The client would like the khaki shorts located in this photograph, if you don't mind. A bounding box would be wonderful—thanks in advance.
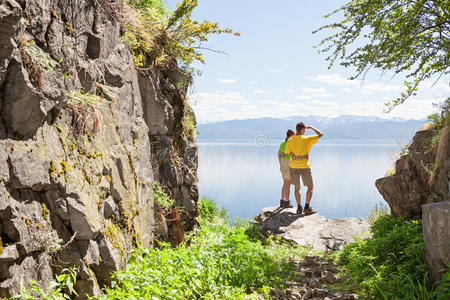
[290,168,313,187]
[280,159,291,181]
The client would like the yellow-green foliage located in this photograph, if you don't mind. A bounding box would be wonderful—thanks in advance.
[183,113,197,140]
[59,161,70,182]
[42,203,50,221]
[86,151,103,159]
[385,166,395,177]
[0,237,3,256]
[152,181,174,210]
[104,223,125,256]
[82,169,93,185]
[121,0,239,69]
[66,91,100,106]
[24,41,58,74]
[48,160,56,175]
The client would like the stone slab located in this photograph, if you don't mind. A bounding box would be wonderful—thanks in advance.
[255,206,371,251]
[422,200,450,283]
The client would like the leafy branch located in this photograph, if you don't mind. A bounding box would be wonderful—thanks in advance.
[314,0,450,111]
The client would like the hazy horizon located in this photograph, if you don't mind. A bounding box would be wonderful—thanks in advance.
[196,114,427,125]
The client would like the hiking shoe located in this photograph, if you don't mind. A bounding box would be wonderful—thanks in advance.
[284,201,293,208]
[280,200,293,208]
[296,205,303,214]
[303,206,316,215]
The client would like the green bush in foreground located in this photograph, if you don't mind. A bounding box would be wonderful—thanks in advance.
[197,196,226,223]
[338,214,450,299]
[102,198,307,299]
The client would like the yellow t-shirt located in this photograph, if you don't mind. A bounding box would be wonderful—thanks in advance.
[284,135,319,169]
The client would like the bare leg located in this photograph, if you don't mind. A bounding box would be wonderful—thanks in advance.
[282,180,289,200]
[285,180,291,201]
[294,184,301,205]
[306,185,314,204]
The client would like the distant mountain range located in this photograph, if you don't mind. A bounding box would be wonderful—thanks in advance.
[197,115,426,141]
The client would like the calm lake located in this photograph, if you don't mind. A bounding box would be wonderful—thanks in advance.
[198,139,404,220]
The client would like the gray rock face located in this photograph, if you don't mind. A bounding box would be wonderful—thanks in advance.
[0,0,198,297]
[376,126,449,219]
[255,207,371,251]
[422,201,450,283]
[375,153,431,218]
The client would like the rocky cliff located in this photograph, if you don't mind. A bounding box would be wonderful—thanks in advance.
[376,118,450,219]
[0,0,198,297]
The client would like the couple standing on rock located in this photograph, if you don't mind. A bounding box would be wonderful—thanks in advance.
[278,122,323,215]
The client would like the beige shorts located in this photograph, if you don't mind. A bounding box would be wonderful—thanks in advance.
[290,168,313,187]
[280,159,291,181]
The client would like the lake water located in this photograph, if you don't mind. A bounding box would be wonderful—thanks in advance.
[198,139,402,220]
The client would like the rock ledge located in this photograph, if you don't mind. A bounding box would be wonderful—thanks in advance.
[255,206,371,251]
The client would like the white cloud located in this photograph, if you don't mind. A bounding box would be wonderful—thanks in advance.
[218,78,236,84]
[341,87,352,92]
[306,73,359,87]
[295,95,312,100]
[301,87,327,94]
[419,79,450,93]
[301,87,333,98]
[189,92,247,106]
[189,91,435,124]
[360,82,403,93]
[253,90,269,95]
[285,89,295,94]
[269,69,283,73]
[250,80,257,85]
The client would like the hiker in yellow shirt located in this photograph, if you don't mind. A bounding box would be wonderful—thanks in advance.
[284,122,323,215]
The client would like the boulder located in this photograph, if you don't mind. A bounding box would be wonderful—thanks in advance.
[375,128,437,219]
[422,201,450,283]
[375,154,431,219]
[255,206,371,251]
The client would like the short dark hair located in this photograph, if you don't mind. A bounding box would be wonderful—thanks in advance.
[296,122,305,132]
[285,129,295,141]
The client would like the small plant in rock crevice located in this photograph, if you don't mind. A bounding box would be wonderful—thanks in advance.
[65,90,102,134]
[13,267,78,300]
[22,40,59,73]
[152,181,174,210]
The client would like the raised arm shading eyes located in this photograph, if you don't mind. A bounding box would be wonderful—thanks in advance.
[306,125,323,138]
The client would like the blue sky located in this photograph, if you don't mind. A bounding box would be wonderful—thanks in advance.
[165,0,449,124]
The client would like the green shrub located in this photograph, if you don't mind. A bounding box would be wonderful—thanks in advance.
[118,0,239,69]
[103,205,306,299]
[427,113,446,132]
[339,214,430,298]
[183,114,197,140]
[431,269,450,300]
[197,197,226,223]
[127,0,169,20]
[153,181,174,210]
